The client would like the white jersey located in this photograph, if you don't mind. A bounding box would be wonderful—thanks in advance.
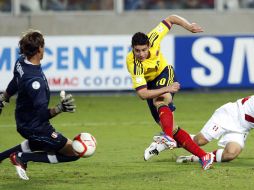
[236,95,254,131]
[201,95,254,148]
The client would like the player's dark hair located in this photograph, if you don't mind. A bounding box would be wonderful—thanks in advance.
[19,29,45,59]
[131,32,149,47]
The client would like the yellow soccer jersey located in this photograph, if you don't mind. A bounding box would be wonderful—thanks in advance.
[126,20,172,90]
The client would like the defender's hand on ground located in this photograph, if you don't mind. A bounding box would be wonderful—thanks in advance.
[55,91,76,113]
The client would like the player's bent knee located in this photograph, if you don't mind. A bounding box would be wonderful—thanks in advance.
[153,96,171,108]
[223,152,239,162]
[223,143,242,162]
[154,102,168,109]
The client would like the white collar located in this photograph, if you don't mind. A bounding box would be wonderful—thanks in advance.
[24,58,35,65]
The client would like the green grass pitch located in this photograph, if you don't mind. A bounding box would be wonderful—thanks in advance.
[1,91,254,190]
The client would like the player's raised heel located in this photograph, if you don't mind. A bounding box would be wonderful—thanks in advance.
[200,152,215,170]
[144,142,159,161]
[144,134,177,161]
[10,152,29,180]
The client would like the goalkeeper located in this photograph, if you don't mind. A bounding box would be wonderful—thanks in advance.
[0,29,80,180]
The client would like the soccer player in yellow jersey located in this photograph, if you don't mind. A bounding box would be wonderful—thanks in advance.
[126,14,214,170]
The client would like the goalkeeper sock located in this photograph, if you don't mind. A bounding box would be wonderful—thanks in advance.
[0,140,31,162]
[174,128,206,158]
[158,105,173,137]
[18,152,79,163]
[0,145,22,162]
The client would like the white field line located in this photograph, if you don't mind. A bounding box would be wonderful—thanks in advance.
[0,120,205,128]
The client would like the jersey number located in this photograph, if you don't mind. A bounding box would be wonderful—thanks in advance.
[212,125,219,132]
[156,78,166,86]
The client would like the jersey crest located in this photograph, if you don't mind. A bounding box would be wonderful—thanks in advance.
[32,81,41,90]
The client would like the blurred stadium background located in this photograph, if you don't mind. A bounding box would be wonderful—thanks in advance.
[0,0,254,92]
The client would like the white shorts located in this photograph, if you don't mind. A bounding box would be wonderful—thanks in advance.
[200,103,248,148]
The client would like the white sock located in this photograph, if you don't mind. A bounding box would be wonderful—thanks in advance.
[189,134,195,140]
[47,153,59,164]
[21,140,31,152]
[214,149,224,162]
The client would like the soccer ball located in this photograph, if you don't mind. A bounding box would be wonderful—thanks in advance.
[72,132,97,158]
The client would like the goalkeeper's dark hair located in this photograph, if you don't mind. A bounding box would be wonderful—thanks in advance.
[131,32,149,47]
[19,29,45,59]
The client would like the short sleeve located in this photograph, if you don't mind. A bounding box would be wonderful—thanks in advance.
[126,53,147,90]
[147,20,171,49]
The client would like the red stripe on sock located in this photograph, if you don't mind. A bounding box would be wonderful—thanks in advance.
[174,128,206,158]
[212,150,217,162]
[158,106,173,137]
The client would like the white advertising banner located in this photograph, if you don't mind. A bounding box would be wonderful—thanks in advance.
[0,35,174,91]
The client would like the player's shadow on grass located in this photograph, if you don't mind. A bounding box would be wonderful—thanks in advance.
[152,153,179,163]
[237,156,254,160]
[153,158,175,163]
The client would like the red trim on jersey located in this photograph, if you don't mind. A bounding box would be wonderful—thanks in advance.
[245,114,254,123]
[135,85,147,91]
[241,96,250,105]
[162,20,172,30]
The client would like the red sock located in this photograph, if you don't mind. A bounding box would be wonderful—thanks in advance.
[158,106,173,137]
[174,128,206,158]
[212,150,217,162]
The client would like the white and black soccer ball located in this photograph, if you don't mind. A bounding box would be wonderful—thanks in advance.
[72,132,97,158]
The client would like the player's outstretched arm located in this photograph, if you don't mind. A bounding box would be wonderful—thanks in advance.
[50,91,76,118]
[165,14,204,33]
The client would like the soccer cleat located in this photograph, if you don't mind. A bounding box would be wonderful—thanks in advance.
[200,152,215,170]
[10,152,29,180]
[153,134,177,149]
[144,134,177,161]
[144,142,159,161]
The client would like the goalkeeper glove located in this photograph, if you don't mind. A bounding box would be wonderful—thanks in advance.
[55,91,76,114]
[0,93,8,115]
